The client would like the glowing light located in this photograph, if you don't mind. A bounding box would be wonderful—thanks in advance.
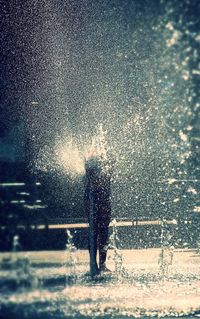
[56,139,85,176]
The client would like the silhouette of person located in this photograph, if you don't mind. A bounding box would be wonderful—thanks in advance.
[84,152,114,275]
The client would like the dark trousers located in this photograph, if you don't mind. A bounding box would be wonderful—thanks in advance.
[88,211,110,268]
[85,187,111,271]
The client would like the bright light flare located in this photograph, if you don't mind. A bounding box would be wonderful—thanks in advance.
[56,140,85,176]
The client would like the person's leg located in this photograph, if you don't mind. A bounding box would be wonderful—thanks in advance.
[88,191,100,275]
[88,215,99,274]
[98,219,110,271]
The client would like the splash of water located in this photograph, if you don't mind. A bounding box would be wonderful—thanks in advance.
[108,219,126,280]
[65,230,78,285]
[35,123,111,179]
[158,219,174,277]
[0,237,39,291]
[12,235,21,253]
[55,137,85,176]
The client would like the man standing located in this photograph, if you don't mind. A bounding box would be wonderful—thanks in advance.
[84,152,114,276]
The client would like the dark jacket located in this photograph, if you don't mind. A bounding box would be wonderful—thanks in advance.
[84,156,112,221]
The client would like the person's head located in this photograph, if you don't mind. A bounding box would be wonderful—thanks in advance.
[85,155,102,179]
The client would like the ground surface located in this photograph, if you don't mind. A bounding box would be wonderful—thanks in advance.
[0,248,200,319]
[0,247,199,265]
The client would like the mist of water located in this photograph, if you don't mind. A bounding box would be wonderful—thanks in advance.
[17,0,199,229]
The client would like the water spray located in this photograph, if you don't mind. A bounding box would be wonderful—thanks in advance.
[109,219,125,280]
[159,219,174,278]
[66,230,78,284]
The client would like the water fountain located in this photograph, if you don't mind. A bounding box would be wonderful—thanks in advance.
[0,235,39,292]
[12,235,21,253]
[65,230,78,285]
[158,220,174,277]
[1,231,200,318]
[1,0,199,318]
[108,219,126,280]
